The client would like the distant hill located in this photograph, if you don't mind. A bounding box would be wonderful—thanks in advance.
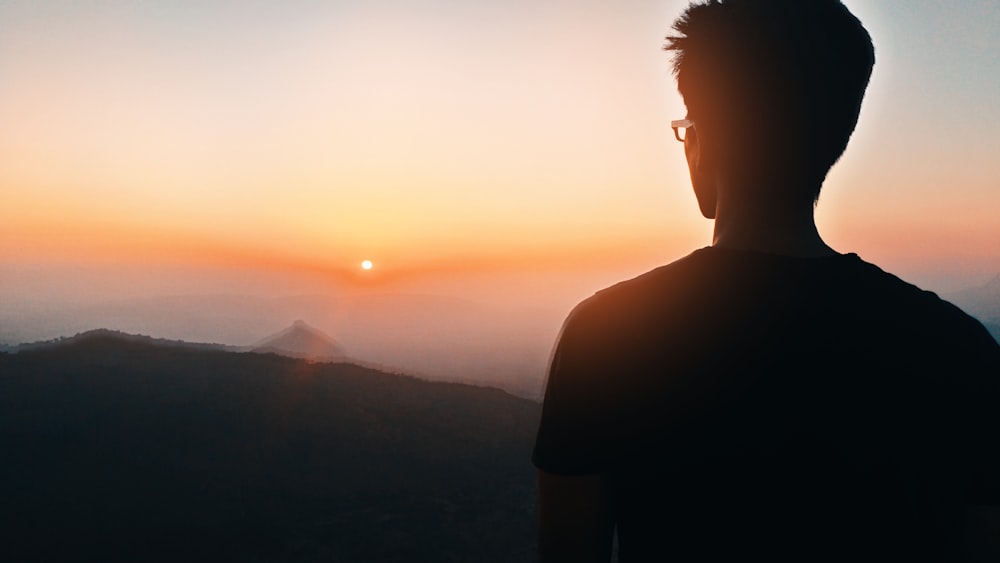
[252,319,347,361]
[10,327,242,353]
[0,332,540,563]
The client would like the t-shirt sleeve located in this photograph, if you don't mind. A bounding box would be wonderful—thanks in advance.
[532,300,624,475]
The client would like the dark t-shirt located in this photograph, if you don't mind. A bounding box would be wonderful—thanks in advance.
[533,247,1000,561]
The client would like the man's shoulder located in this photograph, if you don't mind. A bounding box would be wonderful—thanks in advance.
[565,247,996,349]
[572,248,717,312]
[837,256,991,333]
[570,246,873,318]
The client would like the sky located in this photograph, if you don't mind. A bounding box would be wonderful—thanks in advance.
[2,0,1000,342]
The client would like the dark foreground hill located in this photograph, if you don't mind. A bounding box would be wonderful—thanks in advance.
[0,333,541,562]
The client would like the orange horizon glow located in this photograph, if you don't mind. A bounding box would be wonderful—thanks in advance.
[2,0,999,305]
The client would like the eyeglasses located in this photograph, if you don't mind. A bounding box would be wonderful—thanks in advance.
[671,119,694,142]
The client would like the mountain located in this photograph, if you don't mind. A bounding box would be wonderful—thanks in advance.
[0,332,540,562]
[252,319,346,361]
[10,327,241,353]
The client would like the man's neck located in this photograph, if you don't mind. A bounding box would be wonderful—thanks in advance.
[711,196,837,258]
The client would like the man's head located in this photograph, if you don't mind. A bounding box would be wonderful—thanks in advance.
[666,0,874,207]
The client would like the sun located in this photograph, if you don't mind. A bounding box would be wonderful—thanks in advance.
[361,259,374,271]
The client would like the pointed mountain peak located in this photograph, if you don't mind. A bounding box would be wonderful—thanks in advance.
[252,321,346,361]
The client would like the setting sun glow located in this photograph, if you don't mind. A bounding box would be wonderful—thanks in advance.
[0,0,998,347]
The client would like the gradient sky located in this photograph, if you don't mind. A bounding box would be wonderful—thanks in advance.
[2,0,999,312]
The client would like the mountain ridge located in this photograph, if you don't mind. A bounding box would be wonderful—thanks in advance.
[0,336,540,562]
[9,327,243,354]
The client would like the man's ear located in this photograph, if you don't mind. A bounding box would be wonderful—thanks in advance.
[685,127,718,219]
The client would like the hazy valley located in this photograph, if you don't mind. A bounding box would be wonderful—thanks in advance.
[0,290,567,399]
[3,272,998,400]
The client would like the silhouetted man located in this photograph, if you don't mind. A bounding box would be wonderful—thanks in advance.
[533,1,1000,561]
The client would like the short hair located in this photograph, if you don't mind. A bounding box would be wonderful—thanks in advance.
[665,0,875,203]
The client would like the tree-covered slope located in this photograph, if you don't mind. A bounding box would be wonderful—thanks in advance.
[0,333,540,562]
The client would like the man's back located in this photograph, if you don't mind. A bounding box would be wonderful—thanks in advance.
[534,247,1000,561]
[534,3,1000,560]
